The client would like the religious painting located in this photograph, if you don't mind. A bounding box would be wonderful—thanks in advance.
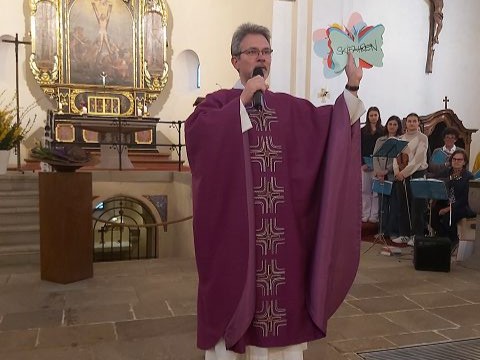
[68,0,135,87]
[30,0,169,120]
[144,12,165,74]
[33,1,58,69]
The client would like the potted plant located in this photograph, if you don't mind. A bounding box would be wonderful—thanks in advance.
[0,91,34,174]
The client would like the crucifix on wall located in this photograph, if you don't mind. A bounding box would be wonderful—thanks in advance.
[443,96,449,109]
[426,0,444,73]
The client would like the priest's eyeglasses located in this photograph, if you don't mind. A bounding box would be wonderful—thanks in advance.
[237,48,274,57]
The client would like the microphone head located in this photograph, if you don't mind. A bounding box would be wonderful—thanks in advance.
[252,67,264,78]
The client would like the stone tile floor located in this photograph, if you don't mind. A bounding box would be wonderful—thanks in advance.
[1,243,480,359]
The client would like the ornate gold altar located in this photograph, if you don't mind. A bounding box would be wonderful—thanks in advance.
[29,0,169,148]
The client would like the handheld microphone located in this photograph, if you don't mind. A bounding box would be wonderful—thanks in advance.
[252,67,264,109]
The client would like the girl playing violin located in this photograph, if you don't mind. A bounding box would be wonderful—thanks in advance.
[392,113,429,245]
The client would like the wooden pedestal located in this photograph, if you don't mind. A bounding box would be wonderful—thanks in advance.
[39,172,93,283]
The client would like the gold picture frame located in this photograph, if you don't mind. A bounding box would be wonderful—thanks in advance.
[29,0,169,114]
[55,123,75,142]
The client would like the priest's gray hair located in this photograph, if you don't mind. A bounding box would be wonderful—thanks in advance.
[231,23,271,56]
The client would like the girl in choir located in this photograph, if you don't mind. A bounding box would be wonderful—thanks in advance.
[373,115,403,238]
[361,106,384,223]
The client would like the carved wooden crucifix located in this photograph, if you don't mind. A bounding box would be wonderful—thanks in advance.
[426,0,444,73]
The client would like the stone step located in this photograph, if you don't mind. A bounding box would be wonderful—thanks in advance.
[90,150,172,161]
[0,173,41,266]
[0,173,38,191]
[0,190,39,208]
[0,244,40,266]
[22,152,185,171]
[0,225,40,246]
[0,244,40,253]
[0,207,39,226]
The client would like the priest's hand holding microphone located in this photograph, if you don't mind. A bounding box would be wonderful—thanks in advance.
[240,66,268,108]
[241,52,362,109]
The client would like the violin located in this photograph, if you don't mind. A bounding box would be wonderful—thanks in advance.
[397,153,409,172]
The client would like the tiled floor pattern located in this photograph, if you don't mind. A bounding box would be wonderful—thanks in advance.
[1,243,480,359]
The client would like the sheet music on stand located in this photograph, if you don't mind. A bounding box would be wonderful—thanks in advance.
[410,178,448,201]
[372,138,409,159]
[430,150,449,165]
[410,178,448,237]
[372,179,393,195]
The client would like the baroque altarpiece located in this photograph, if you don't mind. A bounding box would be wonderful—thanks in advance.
[29,0,169,148]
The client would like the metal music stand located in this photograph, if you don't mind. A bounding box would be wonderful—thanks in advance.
[410,178,449,237]
[373,138,409,160]
[363,138,408,253]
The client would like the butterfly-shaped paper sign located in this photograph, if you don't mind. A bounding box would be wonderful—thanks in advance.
[313,13,385,78]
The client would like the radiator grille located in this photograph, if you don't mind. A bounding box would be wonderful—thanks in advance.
[358,338,480,360]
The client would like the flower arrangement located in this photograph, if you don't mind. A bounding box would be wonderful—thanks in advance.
[31,144,92,172]
[0,90,34,150]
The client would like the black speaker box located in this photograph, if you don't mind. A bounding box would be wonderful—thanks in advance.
[414,236,451,272]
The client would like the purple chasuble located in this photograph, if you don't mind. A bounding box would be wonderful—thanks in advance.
[185,89,361,353]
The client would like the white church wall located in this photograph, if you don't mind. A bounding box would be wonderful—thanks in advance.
[271,0,480,167]
[270,1,294,94]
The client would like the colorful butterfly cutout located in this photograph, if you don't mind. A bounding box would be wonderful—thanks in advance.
[313,13,385,78]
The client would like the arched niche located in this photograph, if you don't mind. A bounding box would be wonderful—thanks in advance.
[174,49,201,92]
[92,195,158,262]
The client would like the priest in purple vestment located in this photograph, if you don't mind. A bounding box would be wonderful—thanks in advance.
[185,23,365,360]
